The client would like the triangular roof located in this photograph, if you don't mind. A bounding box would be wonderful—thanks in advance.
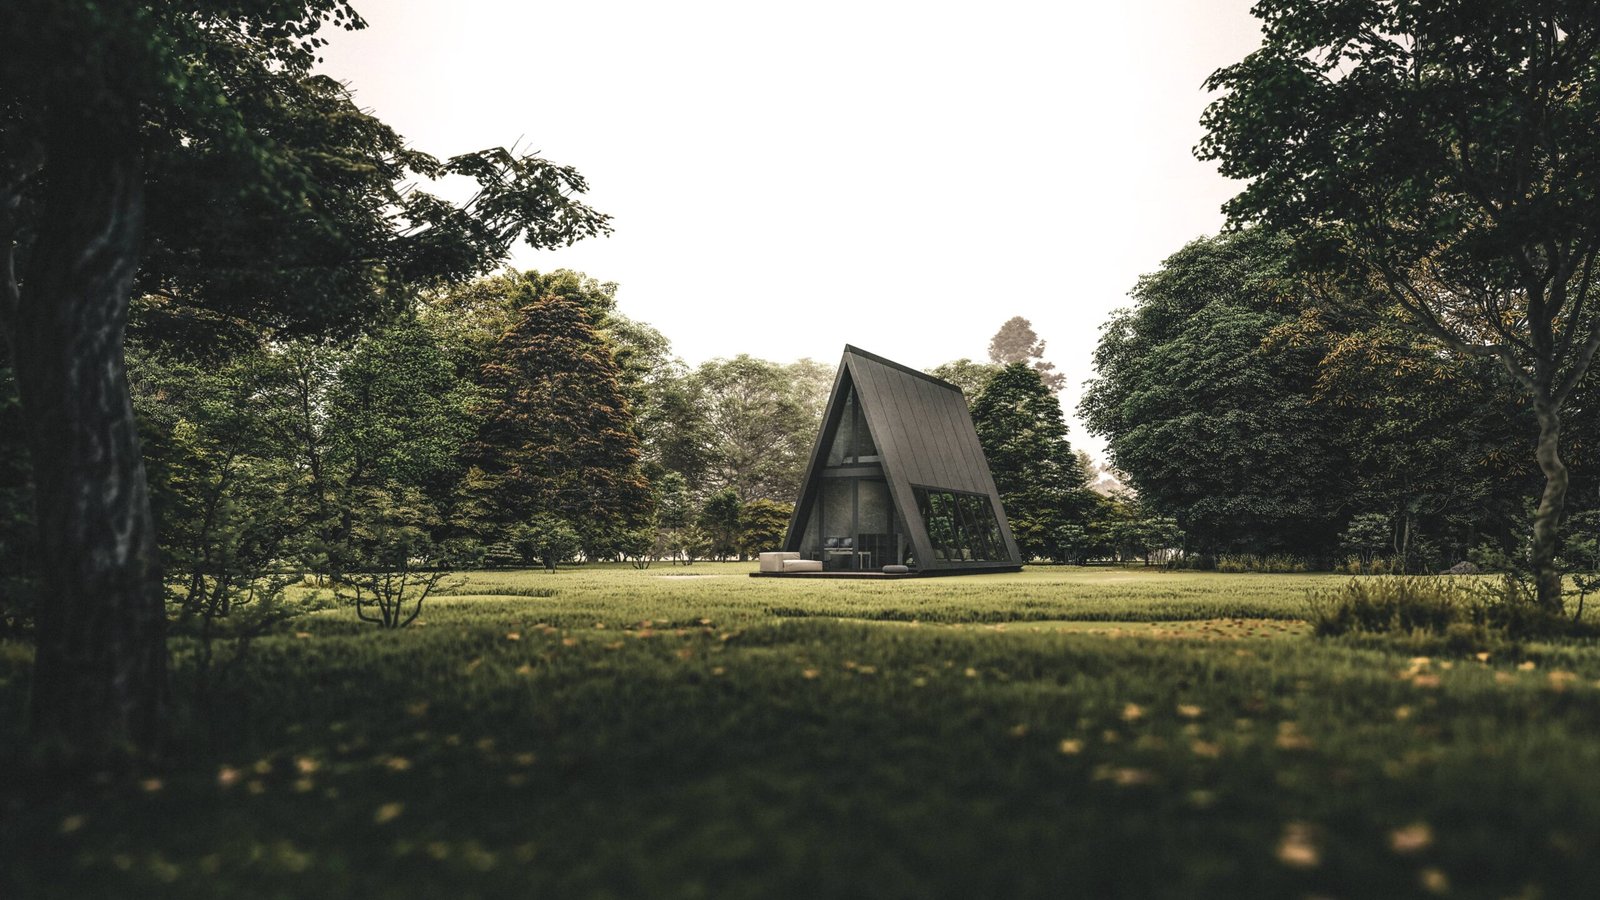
[784,345,1022,572]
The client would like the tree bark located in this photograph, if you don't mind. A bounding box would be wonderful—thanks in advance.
[1531,399,1569,614]
[6,137,166,763]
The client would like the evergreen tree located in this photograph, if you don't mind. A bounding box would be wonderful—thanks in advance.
[699,489,743,560]
[987,317,1065,392]
[927,358,1002,401]
[970,363,1094,561]
[738,499,794,559]
[470,293,650,550]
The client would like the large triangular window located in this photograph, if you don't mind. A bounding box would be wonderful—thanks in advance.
[824,381,879,466]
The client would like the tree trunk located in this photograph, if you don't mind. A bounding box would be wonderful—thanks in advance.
[7,139,166,763]
[1531,400,1569,614]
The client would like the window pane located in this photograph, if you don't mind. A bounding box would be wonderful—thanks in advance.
[856,404,877,458]
[826,387,856,466]
[915,488,1009,564]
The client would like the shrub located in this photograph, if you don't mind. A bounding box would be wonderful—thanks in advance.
[1308,575,1596,645]
[1214,554,1311,573]
[1308,577,1461,637]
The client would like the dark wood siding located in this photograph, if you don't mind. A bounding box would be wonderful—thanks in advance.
[820,346,1022,568]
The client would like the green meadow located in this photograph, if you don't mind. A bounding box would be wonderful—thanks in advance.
[5,564,1600,899]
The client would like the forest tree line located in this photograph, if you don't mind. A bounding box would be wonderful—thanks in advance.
[1080,228,1600,574]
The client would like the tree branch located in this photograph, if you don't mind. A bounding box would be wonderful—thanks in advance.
[1375,262,1534,394]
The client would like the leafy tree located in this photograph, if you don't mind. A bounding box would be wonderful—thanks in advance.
[326,318,481,510]
[335,484,457,627]
[670,525,712,567]
[1198,1,1600,611]
[988,317,1065,392]
[1340,513,1393,575]
[0,0,609,758]
[1080,231,1353,559]
[692,355,818,501]
[738,499,794,559]
[786,358,836,427]
[1109,517,1184,567]
[926,359,1002,401]
[654,471,695,532]
[1281,303,1533,570]
[640,368,713,488]
[513,514,583,572]
[423,270,619,379]
[470,293,650,544]
[971,363,1094,561]
[699,489,743,561]
[130,348,305,625]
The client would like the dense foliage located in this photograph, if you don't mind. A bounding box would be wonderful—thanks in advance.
[1081,229,1578,572]
[1197,0,1600,609]
[970,363,1096,562]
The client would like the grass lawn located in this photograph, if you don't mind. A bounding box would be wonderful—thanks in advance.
[4,564,1600,898]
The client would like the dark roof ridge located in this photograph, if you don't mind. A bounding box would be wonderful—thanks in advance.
[842,344,964,394]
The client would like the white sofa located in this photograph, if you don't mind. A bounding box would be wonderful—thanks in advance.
[781,558,823,573]
[759,551,801,573]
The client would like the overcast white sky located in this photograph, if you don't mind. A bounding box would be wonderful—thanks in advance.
[317,0,1264,459]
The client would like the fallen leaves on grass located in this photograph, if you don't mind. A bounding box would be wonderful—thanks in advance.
[1058,739,1084,755]
[1177,704,1203,718]
[374,802,404,824]
[1389,822,1434,854]
[1121,703,1145,722]
[1275,822,1321,868]
[1275,722,1313,751]
[1092,765,1156,786]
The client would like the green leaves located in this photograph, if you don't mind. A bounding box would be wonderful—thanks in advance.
[971,363,1093,562]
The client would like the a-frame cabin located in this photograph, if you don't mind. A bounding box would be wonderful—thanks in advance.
[780,345,1022,575]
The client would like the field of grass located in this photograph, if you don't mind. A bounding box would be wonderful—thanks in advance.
[5,563,1600,898]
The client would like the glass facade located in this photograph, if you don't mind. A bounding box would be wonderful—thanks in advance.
[825,384,879,466]
[913,487,1010,563]
[802,476,903,571]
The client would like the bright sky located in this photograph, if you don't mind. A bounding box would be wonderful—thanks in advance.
[317,0,1264,459]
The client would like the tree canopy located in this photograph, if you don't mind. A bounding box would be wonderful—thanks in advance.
[1081,231,1353,558]
[971,363,1094,561]
[1198,0,1600,609]
[0,0,612,760]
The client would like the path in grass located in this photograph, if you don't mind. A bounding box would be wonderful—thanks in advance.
[4,563,1600,900]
